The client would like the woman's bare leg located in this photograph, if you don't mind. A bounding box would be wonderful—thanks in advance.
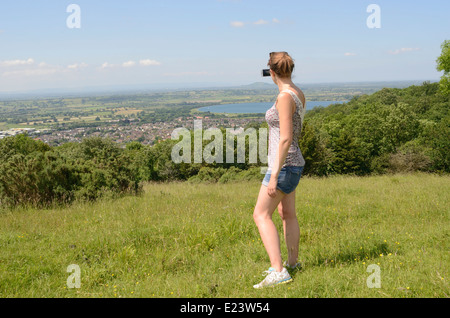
[253,184,286,272]
[278,190,300,266]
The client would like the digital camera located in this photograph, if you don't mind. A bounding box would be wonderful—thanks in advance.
[261,69,271,77]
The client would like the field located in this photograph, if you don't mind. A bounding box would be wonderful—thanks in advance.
[0,172,448,298]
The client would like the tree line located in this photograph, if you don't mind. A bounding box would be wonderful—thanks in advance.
[300,81,448,176]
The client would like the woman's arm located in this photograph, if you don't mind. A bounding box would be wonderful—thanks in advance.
[267,93,294,197]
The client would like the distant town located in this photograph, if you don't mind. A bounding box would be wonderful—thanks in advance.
[0,127,48,139]
[0,81,427,147]
[0,116,266,147]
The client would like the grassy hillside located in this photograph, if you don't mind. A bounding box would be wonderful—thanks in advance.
[0,172,448,298]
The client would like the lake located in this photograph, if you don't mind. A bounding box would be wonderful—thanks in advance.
[198,101,345,114]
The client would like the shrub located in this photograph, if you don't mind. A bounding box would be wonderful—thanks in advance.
[0,135,142,209]
[218,166,242,183]
[387,140,432,173]
[188,166,227,183]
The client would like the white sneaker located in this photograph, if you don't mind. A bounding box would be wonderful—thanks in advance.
[253,267,292,289]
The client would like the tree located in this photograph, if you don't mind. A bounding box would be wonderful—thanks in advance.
[298,120,332,176]
[329,130,368,175]
[421,115,450,173]
[436,40,450,96]
[379,102,419,154]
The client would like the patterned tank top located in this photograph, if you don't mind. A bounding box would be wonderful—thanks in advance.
[265,89,306,169]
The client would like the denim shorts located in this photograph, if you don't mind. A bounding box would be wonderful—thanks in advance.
[262,166,304,194]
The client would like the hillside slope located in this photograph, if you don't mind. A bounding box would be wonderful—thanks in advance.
[0,173,448,298]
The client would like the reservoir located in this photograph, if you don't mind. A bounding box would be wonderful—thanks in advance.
[198,101,345,114]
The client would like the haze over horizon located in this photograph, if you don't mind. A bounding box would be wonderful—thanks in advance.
[0,1,448,93]
[0,79,434,99]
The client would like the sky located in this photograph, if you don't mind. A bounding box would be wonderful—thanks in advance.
[0,0,449,93]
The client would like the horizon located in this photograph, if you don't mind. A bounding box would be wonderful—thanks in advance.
[0,1,448,94]
[0,79,435,100]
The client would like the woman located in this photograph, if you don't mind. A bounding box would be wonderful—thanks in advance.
[253,52,306,289]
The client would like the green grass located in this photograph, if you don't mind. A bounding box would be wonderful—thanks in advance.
[0,172,448,298]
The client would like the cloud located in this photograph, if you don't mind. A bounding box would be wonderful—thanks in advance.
[254,19,269,25]
[0,58,66,77]
[0,58,34,67]
[67,62,88,69]
[100,59,161,69]
[1,57,161,77]
[101,62,115,69]
[3,69,59,77]
[2,64,62,77]
[388,48,420,55]
[139,59,161,66]
[231,18,280,28]
[122,61,136,67]
[230,21,245,28]
[344,52,357,56]
[123,60,161,67]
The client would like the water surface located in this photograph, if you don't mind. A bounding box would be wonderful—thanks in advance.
[198,101,345,114]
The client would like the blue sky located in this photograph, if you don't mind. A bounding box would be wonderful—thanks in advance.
[0,0,449,92]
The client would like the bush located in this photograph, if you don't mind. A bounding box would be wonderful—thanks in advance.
[235,166,264,181]
[387,140,432,173]
[0,135,142,209]
[0,133,50,160]
[0,151,79,208]
[188,166,227,183]
[218,166,242,183]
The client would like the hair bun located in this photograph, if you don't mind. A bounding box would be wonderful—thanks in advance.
[268,52,295,78]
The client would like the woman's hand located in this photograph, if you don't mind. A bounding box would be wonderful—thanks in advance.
[267,176,278,197]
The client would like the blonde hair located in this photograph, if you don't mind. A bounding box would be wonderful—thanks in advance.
[268,52,295,78]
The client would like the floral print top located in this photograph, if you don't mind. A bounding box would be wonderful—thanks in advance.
[265,89,306,169]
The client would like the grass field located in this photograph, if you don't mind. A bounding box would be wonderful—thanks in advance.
[0,172,448,298]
